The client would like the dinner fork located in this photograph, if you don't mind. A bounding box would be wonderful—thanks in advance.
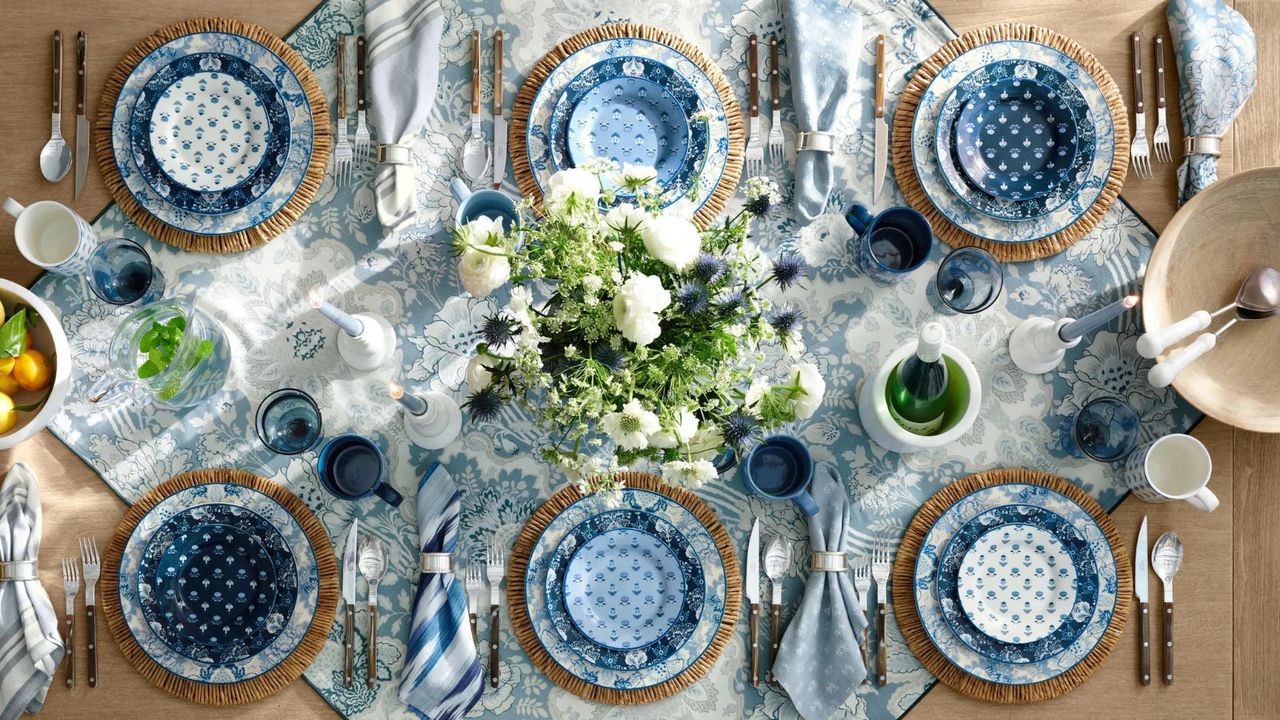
[465,563,483,645]
[79,537,100,688]
[333,36,353,187]
[1153,35,1172,165]
[61,558,79,688]
[485,545,504,688]
[1130,32,1152,178]
[354,35,372,163]
[766,35,784,165]
[745,34,765,177]
[870,547,892,687]
[853,561,871,685]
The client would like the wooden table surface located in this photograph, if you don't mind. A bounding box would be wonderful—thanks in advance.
[0,0,1275,718]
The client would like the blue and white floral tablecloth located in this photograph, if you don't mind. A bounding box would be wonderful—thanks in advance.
[32,0,1198,718]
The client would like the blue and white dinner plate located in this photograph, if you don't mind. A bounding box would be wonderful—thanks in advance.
[914,483,1118,684]
[524,488,727,687]
[913,41,1116,242]
[525,38,731,215]
[117,482,321,683]
[128,52,291,214]
[935,504,1098,664]
[543,508,705,669]
[110,31,315,236]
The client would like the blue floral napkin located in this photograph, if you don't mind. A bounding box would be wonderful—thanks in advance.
[1167,0,1256,204]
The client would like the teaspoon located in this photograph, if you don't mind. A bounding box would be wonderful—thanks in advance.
[40,31,72,183]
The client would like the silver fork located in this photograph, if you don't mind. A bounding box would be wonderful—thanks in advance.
[1130,32,1152,178]
[79,537,100,688]
[1153,35,1171,164]
[465,563,483,645]
[485,545,505,688]
[853,561,871,684]
[332,35,354,186]
[354,35,372,164]
[745,34,765,177]
[870,547,892,688]
[61,558,79,689]
[766,35,784,165]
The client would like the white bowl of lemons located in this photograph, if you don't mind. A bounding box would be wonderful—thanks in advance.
[0,279,71,450]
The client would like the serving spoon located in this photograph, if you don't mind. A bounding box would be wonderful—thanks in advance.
[1152,531,1183,686]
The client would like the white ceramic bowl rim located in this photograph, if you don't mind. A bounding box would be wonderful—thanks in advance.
[864,340,983,449]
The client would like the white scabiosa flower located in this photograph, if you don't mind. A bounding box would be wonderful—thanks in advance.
[648,408,699,449]
[640,215,701,272]
[661,459,719,488]
[601,399,661,451]
[605,203,650,232]
[545,168,600,211]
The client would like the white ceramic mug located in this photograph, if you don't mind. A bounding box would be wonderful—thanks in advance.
[4,197,99,275]
[1124,433,1219,512]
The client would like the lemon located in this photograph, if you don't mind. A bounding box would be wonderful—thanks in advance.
[0,356,13,376]
[0,374,17,395]
[13,349,53,392]
[0,392,15,435]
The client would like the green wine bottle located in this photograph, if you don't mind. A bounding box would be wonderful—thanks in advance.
[887,322,949,435]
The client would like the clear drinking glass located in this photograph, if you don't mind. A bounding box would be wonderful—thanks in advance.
[256,388,323,455]
[87,237,164,305]
[1071,396,1142,462]
[934,246,1004,314]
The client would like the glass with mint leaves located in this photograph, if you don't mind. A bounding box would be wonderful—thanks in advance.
[86,297,230,410]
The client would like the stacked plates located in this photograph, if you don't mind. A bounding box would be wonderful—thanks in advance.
[523,37,733,215]
[914,483,1117,681]
[913,45,1117,243]
[523,486,729,690]
[109,30,316,237]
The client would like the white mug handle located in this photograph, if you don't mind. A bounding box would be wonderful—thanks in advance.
[3,198,24,218]
[1186,487,1219,513]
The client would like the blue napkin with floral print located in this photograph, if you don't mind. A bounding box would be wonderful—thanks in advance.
[1167,0,1256,204]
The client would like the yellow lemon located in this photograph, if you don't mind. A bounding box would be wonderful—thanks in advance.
[0,374,17,396]
[0,356,13,376]
[0,392,15,435]
[13,349,53,392]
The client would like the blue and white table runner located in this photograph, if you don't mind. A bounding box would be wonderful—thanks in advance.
[32,0,1198,718]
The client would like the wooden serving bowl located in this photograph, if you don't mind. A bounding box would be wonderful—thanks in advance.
[1143,167,1280,432]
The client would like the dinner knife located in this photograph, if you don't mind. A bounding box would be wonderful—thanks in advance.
[1135,516,1150,686]
[342,519,360,688]
[492,30,506,189]
[872,33,887,203]
[745,517,761,688]
[74,32,88,200]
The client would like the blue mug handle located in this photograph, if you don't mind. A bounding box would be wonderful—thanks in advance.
[845,203,873,235]
[373,482,403,507]
[450,178,472,205]
[713,447,737,474]
[791,489,819,517]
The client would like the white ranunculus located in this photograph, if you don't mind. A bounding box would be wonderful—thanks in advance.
[458,242,510,297]
[661,459,719,488]
[649,408,699,449]
[463,214,504,245]
[618,310,662,347]
[782,362,826,420]
[612,273,671,346]
[743,377,769,413]
[466,353,495,391]
[545,168,600,210]
[601,399,661,451]
[605,203,650,233]
[640,215,701,271]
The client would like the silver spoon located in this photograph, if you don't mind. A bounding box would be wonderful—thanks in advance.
[40,31,72,183]
[763,535,791,685]
[1152,531,1184,686]
[357,537,387,689]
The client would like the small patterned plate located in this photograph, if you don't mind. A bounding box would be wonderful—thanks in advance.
[958,523,1077,644]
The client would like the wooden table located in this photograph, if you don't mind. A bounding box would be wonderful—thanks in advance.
[0,1,1274,718]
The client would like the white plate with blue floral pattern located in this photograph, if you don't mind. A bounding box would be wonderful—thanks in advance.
[958,523,1078,644]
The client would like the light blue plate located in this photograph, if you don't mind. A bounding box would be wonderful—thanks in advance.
[935,504,1097,664]
[565,70,692,188]
[543,509,704,669]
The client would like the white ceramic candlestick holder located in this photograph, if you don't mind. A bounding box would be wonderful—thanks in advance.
[1009,316,1082,374]
[403,391,463,449]
[337,313,398,371]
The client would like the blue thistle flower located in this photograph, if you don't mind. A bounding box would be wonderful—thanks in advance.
[722,410,761,447]
[675,282,710,315]
[692,254,728,284]
[480,312,521,349]
[590,344,628,372]
[463,386,505,422]
[716,290,746,318]
[770,253,808,290]
[769,306,805,337]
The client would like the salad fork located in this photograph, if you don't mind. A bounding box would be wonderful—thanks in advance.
[61,558,79,688]
[354,35,372,163]
[766,35,784,165]
[465,563,483,645]
[744,34,765,177]
[79,537,100,687]
[333,36,354,186]
[1130,32,1152,178]
[485,545,505,688]
[1153,35,1172,164]
[853,561,871,684]
[358,537,387,689]
[870,547,892,687]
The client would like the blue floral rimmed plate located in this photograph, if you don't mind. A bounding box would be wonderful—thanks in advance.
[543,508,705,669]
[128,52,291,214]
[933,59,1096,222]
[936,504,1098,664]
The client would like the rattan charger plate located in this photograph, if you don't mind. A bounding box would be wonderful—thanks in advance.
[891,467,1131,703]
[94,18,331,254]
[892,23,1130,262]
[510,23,744,228]
[507,472,741,704]
[102,468,338,705]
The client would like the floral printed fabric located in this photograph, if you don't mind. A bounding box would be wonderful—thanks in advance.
[30,0,1198,718]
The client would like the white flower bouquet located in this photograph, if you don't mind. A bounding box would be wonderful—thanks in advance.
[454,163,825,491]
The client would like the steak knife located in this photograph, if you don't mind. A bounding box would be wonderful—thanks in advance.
[745,517,761,688]
[342,519,360,688]
[1135,516,1150,686]
[492,30,506,189]
[872,33,887,203]
[75,32,87,199]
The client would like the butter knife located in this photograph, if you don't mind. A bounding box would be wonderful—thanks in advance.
[341,519,360,688]
[1135,516,1150,686]
[745,517,761,688]
[74,32,87,200]
[872,33,887,203]
[492,30,506,189]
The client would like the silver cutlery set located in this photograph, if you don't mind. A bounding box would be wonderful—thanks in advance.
[744,34,786,177]
[1134,517,1183,686]
[460,544,506,688]
[59,537,101,688]
[850,550,894,688]
[333,34,373,187]
[1129,32,1174,179]
[460,31,507,188]
[744,518,798,688]
[341,519,388,688]
[40,31,89,199]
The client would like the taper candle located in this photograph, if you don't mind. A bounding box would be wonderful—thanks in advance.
[389,380,428,416]
[1059,294,1140,342]
[308,289,365,337]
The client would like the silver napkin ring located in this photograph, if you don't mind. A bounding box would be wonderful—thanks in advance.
[419,552,454,574]
[810,551,848,572]
[796,131,835,154]
[0,560,37,582]
[1184,134,1222,157]
[377,143,414,165]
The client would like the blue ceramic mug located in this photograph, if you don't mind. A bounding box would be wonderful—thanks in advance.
[450,178,518,232]
[845,203,933,283]
[315,433,403,506]
[741,435,819,516]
